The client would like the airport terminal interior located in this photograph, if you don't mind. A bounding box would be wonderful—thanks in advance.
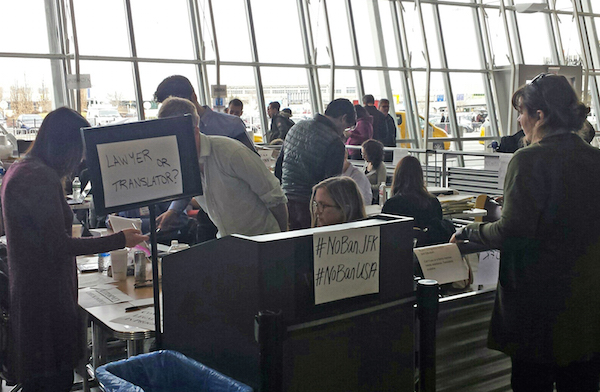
[1,0,600,391]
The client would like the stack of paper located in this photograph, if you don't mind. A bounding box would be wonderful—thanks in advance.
[437,194,475,215]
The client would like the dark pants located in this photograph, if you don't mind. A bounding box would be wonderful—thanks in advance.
[287,199,311,230]
[511,355,600,392]
[21,369,74,392]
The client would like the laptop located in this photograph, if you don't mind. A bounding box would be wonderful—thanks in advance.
[67,181,92,205]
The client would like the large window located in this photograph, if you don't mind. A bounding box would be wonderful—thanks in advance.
[2,0,600,158]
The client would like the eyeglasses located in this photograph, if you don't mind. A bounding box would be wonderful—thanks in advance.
[312,200,340,212]
[530,73,550,86]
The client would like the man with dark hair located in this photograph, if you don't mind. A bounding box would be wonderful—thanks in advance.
[267,101,294,142]
[379,98,397,161]
[154,75,255,234]
[276,98,356,229]
[363,94,389,147]
[227,99,244,117]
[154,75,254,151]
[378,98,397,145]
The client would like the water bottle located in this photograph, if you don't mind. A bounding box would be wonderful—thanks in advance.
[72,176,81,201]
[98,252,111,274]
[379,182,387,207]
[134,251,148,284]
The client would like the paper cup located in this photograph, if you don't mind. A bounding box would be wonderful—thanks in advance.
[110,249,128,281]
[71,224,82,238]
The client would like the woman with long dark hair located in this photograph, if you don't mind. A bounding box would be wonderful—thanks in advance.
[452,74,600,391]
[1,107,148,391]
[382,156,452,245]
[382,156,442,226]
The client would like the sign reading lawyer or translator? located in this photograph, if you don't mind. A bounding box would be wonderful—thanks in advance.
[413,243,469,285]
[313,227,380,305]
[97,136,183,208]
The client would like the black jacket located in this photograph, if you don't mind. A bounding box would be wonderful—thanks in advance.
[279,114,345,201]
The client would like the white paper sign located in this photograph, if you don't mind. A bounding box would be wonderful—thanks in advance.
[111,309,156,330]
[258,149,277,168]
[413,243,468,285]
[66,74,91,89]
[497,153,513,189]
[97,136,183,207]
[474,250,500,286]
[484,155,500,171]
[313,226,380,305]
[392,148,409,167]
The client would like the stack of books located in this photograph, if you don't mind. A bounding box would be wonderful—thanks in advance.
[437,194,475,215]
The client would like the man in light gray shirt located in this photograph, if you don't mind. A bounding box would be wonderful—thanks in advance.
[342,151,372,205]
[158,97,288,237]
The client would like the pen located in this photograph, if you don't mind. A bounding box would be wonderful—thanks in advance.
[134,280,153,289]
[125,303,154,312]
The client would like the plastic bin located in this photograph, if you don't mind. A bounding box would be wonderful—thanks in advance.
[96,350,253,392]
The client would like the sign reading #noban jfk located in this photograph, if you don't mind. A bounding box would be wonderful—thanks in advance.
[313,226,380,305]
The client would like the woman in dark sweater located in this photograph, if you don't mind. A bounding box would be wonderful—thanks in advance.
[1,108,148,391]
[382,155,447,245]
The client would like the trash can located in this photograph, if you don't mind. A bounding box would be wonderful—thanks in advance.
[96,350,253,392]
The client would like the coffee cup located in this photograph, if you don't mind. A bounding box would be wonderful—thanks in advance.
[110,249,128,281]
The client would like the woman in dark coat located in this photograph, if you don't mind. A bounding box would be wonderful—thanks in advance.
[1,108,148,391]
[452,74,600,391]
[382,155,450,246]
[345,105,373,160]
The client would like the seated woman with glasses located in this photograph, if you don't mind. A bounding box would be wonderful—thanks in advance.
[310,177,366,227]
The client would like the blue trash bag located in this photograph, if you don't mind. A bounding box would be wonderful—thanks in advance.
[96,350,253,392]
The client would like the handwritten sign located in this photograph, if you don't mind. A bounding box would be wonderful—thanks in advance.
[97,136,183,208]
[313,226,380,305]
[413,243,468,285]
[258,149,277,169]
[474,249,500,286]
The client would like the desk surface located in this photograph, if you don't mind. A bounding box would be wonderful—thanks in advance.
[365,204,487,219]
[79,268,156,339]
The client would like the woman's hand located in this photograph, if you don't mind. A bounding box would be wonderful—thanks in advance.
[121,228,149,248]
[449,233,458,243]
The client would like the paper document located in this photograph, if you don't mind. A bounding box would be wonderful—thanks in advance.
[79,287,134,308]
[78,273,115,289]
[108,215,143,233]
[111,309,156,330]
[413,243,469,285]
[77,255,99,272]
[108,215,149,252]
